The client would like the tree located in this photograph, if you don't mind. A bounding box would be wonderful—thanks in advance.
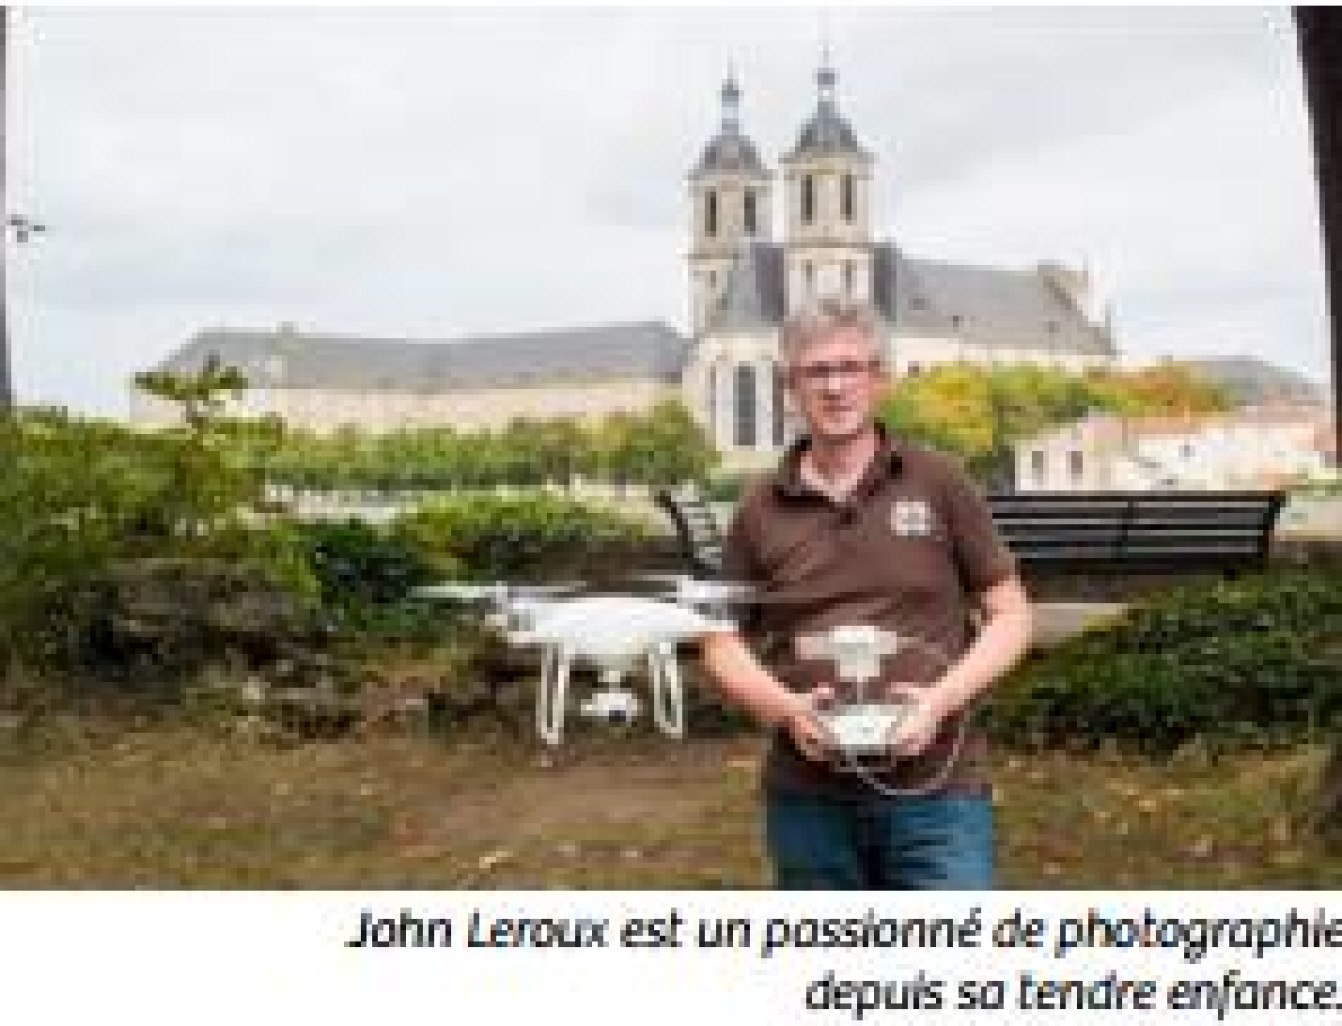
[132,354,249,431]
[1,7,11,413]
[1294,6,1342,846]
[880,362,997,472]
[1083,360,1233,416]
[879,360,1241,487]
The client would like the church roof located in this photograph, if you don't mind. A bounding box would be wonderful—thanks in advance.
[691,74,768,179]
[712,243,787,329]
[895,255,1113,355]
[704,243,1116,357]
[785,62,869,162]
[154,321,693,390]
[692,131,767,178]
[788,103,866,160]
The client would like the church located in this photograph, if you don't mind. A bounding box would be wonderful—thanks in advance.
[132,62,1119,472]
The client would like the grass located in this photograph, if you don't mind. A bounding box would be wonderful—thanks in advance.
[0,715,1339,888]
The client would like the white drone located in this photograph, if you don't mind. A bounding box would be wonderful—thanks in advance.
[411,574,752,746]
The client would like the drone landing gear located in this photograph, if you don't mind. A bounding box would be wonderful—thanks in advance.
[647,641,684,739]
[536,644,571,747]
[534,644,686,747]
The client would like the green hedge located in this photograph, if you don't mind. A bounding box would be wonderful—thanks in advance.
[0,408,318,674]
[985,569,1342,754]
[0,406,655,682]
[289,520,453,643]
[393,490,649,583]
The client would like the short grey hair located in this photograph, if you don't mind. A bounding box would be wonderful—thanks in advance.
[779,297,881,365]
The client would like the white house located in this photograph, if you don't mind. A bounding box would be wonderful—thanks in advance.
[1016,406,1335,492]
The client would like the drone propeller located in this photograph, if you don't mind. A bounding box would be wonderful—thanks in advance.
[410,581,583,602]
[636,573,809,608]
[635,571,700,584]
[653,580,759,604]
[651,580,831,611]
[636,572,753,594]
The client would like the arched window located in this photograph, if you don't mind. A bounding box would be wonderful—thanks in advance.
[842,173,856,222]
[744,190,757,235]
[705,190,718,237]
[1030,449,1046,484]
[801,174,815,225]
[734,363,757,448]
[707,363,718,435]
[772,364,788,447]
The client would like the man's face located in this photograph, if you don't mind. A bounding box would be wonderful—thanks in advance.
[785,327,885,444]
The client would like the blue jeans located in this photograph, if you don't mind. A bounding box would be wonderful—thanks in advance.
[764,791,995,890]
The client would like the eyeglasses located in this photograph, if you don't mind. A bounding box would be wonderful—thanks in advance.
[788,358,882,385]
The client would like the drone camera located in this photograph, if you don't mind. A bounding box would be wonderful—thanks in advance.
[579,689,642,726]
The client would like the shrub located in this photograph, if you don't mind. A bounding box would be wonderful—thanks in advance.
[393,490,650,582]
[0,409,318,675]
[985,569,1342,755]
[702,473,745,505]
[290,519,453,642]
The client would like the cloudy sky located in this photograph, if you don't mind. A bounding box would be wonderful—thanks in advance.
[5,6,1331,417]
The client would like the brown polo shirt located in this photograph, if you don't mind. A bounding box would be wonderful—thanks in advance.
[718,425,1017,799]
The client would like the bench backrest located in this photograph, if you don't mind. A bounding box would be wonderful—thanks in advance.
[654,485,724,578]
[987,490,1286,572]
[657,485,1287,578]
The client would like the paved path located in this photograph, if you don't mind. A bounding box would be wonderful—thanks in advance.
[1031,601,1127,647]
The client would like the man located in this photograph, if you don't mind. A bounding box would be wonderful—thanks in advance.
[700,299,1032,889]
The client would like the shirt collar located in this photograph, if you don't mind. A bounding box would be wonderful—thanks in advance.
[772,421,905,500]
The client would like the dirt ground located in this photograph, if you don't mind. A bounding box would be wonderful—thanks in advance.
[2,715,1341,889]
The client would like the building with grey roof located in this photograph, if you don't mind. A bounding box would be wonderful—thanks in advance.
[1176,355,1327,408]
[134,60,1119,468]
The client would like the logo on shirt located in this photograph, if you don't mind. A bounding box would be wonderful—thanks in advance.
[890,498,935,537]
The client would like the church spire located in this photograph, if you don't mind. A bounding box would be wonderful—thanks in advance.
[687,66,773,334]
[780,49,875,312]
[787,49,866,159]
[817,44,836,107]
[720,66,741,134]
[690,66,766,178]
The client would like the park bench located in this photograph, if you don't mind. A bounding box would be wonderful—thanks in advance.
[986,490,1286,577]
[654,483,726,579]
[655,484,1287,581]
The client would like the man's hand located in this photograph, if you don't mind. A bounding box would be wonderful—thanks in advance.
[779,684,836,762]
[884,683,948,759]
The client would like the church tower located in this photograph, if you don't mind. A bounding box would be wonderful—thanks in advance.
[687,73,773,333]
[780,57,875,312]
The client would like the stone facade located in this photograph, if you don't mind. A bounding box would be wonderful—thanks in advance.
[133,62,1118,471]
[131,375,673,435]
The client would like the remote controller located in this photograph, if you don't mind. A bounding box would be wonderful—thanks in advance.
[820,701,909,758]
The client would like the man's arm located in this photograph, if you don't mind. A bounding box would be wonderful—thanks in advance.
[917,450,1034,721]
[701,480,835,760]
[700,629,835,762]
[888,574,1032,756]
[926,573,1032,719]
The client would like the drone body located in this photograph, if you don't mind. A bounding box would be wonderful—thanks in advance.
[514,594,734,746]
[412,578,743,746]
